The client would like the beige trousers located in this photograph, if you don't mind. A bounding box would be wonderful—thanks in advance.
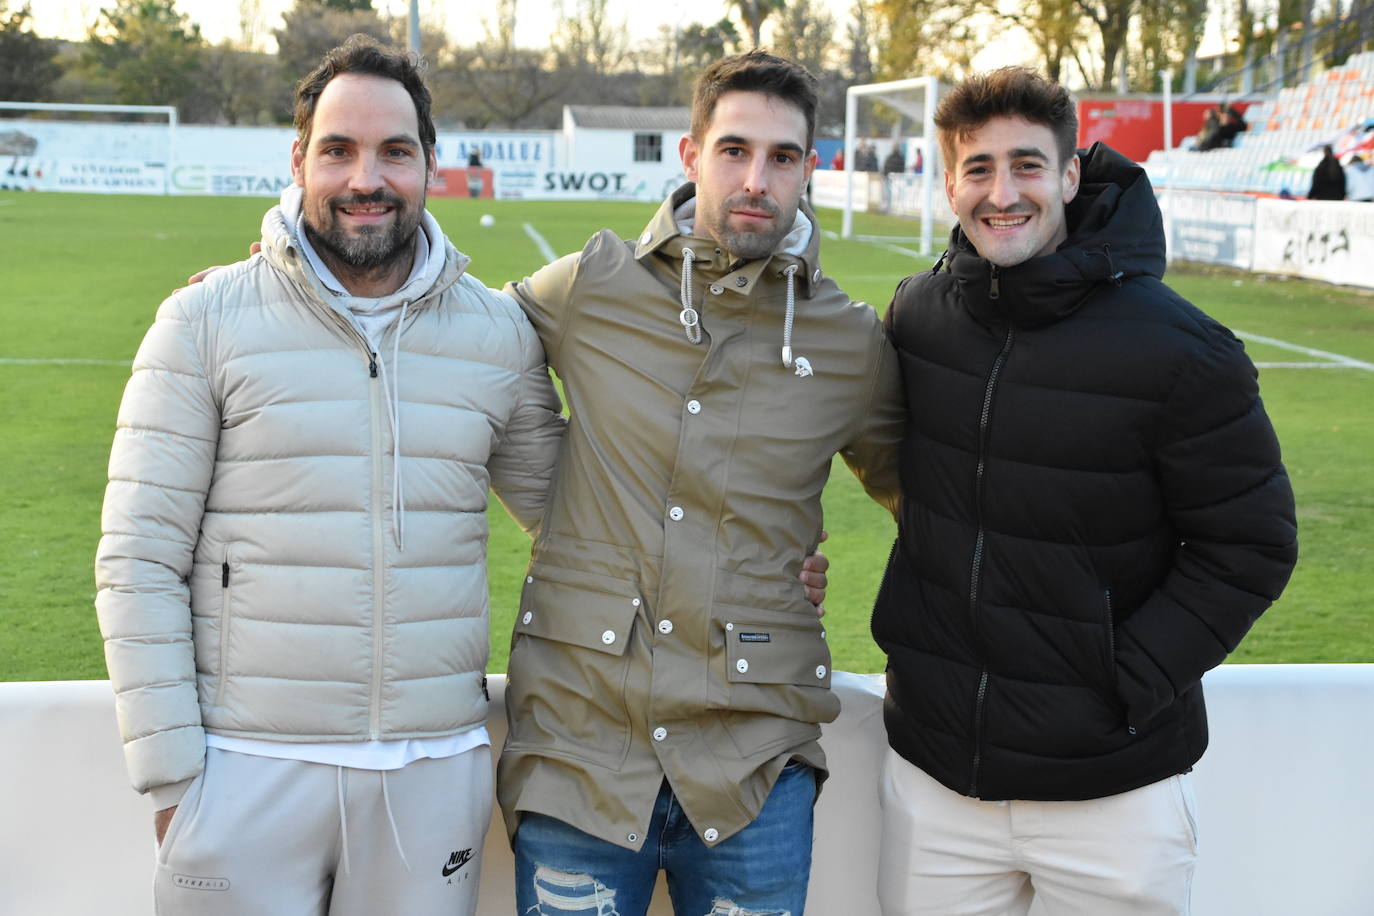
[154,746,492,916]
[877,748,1198,916]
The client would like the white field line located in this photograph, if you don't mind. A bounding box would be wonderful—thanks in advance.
[822,229,924,259]
[0,358,130,366]
[1234,329,1374,371]
[522,222,557,263]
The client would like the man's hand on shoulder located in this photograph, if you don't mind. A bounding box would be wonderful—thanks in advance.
[154,805,177,846]
[183,242,262,288]
[801,530,829,617]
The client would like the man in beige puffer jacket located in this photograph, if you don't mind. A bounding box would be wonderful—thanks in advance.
[94,36,563,915]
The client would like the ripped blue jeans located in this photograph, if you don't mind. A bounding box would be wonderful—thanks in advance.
[513,761,816,916]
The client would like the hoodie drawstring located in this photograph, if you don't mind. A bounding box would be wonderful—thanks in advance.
[337,767,352,876]
[372,301,409,551]
[380,769,411,872]
[781,264,798,368]
[678,248,702,344]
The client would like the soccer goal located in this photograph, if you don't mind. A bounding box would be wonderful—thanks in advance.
[841,76,943,257]
[0,101,178,194]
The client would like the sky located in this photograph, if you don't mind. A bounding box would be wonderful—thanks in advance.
[28,0,822,52]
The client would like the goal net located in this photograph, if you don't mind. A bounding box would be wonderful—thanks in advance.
[0,102,178,194]
[839,76,947,257]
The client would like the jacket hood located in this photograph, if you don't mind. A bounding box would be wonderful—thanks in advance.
[259,185,472,314]
[943,142,1166,328]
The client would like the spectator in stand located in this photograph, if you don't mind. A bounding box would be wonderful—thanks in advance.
[883,144,906,175]
[1195,108,1221,151]
[1346,154,1374,201]
[912,146,923,174]
[1214,104,1247,149]
[1308,145,1347,200]
[832,147,845,170]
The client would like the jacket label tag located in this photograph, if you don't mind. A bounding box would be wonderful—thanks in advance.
[738,632,771,643]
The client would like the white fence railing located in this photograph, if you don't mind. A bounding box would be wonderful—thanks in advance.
[3,665,1372,915]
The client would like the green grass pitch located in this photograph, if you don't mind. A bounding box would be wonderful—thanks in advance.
[1,191,1370,680]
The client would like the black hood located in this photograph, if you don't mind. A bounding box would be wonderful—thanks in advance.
[942,142,1166,328]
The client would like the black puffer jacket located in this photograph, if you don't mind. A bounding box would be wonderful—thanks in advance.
[873,143,1298,802]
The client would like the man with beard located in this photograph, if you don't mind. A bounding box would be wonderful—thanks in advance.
[496,50,905,914]
[95,35,563,915]
[872,67,1297,914]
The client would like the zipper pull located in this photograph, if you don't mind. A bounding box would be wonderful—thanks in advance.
[221,562,230,587]
[989,266,1000,300]
[369,352,378,378]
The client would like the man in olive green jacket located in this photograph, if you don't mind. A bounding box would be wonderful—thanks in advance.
[498,51,905,915]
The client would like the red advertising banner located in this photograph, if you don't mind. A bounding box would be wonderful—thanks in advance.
[431,166,495,198]
[1078,99,1253,164]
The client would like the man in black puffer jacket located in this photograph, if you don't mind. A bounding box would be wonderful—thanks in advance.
[872,68,1298,915]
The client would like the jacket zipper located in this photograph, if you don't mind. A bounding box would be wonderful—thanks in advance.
[1104,589,1138,735]
[989,265,1000,299]
[368,351,386,739]
[967,324,1014,797]
[215,547,233,706]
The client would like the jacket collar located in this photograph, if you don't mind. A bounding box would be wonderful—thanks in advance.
[632,182,828,297]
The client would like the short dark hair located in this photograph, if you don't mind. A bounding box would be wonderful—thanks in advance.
[691,50,819,150]
[294,34,436,160]
[935,67,1078,173]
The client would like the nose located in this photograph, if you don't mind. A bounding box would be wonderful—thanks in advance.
[987,166,1019,210]
[348,152,384,194]
[742,155,769,197]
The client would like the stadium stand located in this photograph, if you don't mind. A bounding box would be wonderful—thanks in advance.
[1145,51,1374,197]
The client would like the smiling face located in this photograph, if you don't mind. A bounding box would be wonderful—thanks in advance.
[945,114,1081,268]
[290,72,435,283]
[679,90,818,260]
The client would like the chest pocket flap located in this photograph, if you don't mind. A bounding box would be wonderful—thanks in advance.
[516,565,642,657]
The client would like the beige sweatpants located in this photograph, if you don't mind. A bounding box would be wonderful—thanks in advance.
[154,745,492,916]
[877,748,1198,916]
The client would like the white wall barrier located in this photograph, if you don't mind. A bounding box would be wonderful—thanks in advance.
[1159,190,1257,270]
[3,665,1372,915]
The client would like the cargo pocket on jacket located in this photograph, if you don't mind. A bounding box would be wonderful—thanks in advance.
[507,566,642,769]
[709,605,837,756]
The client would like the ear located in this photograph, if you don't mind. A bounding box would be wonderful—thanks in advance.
[679,133,701,182]
[426,146,438,185]
[804,148,818,182]
[290,139,306,187]
[1061,152,1081,204]
[944,168,957,211]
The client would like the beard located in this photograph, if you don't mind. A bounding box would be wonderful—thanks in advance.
[711,194,792,260]
[303,188,422,271]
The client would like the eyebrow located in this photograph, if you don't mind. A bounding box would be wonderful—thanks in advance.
[315,133,420,148]
[961,146,1050,168]
[714,134,806,156]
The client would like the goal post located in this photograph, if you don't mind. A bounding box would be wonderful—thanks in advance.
[0,101,178,195]
[842,76,942,256]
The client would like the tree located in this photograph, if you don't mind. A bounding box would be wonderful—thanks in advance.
[1130,0,1207,90]
[452,0,563,127]
[845,0,877,84]
[0,2,62,101]
[999,0,1086,84]
[874,0,989,82]
[273,0,390,95]
[730,0,786,47]
[772,0,838,76]
[200,42,282,125]
[82,0,206,107]
[1074,0,1140,89]
[551,0,630,77]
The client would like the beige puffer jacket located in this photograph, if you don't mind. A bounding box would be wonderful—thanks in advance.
[95,195,564,804]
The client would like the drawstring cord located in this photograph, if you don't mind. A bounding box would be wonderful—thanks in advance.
[781,264,798,368]
[335,766,411,875]
[337,767,352,876]
[678,248,702,344]
[381,769,411,872]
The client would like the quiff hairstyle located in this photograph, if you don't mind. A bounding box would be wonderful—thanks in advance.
[935,67,1078,173]
[691,50,820,150]
[294,33,437,160]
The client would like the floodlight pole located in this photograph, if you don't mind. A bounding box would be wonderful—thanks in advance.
[409,0,421,54]
[1161,69,1174,264]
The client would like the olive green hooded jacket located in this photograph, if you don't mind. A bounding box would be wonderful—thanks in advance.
[497,184,905,851]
